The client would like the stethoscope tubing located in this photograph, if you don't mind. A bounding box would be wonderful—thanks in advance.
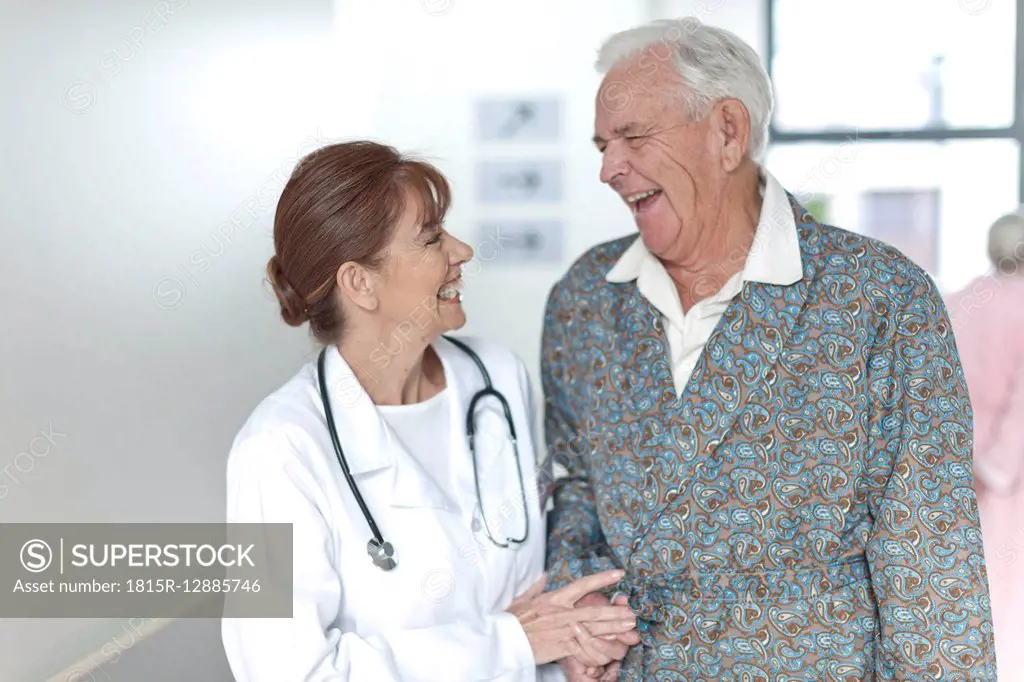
[316,335,528,570]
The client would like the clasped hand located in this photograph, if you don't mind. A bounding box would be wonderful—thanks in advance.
[506,569,639,678]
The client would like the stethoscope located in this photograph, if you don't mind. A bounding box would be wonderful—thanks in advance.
[316,335,529,572]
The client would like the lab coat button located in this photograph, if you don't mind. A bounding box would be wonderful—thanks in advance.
[471,518,482,532]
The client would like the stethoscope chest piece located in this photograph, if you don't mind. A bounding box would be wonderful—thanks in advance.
[367,538,397,571]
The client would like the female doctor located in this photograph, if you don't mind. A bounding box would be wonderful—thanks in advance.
[220,140,638,681]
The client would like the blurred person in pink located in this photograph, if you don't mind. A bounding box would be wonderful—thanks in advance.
[947,208,1024,682]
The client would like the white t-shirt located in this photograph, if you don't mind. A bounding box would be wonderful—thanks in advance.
[377,388,453,499]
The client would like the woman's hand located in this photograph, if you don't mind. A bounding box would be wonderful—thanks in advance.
[506,570,636,666]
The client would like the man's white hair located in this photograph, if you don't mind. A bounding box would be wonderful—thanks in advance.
[595,17,774,159]
[988,207,1024,272]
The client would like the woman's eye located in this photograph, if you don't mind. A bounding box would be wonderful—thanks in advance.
[426,232,442,245]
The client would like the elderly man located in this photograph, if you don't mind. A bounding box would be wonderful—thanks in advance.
[541,17,998,681]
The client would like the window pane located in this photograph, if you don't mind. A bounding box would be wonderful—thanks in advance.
[861,190,941,275]
[763,139,1020,293]
[771,0,1016,131]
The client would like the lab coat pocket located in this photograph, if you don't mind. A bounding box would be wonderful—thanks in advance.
[333,479,478,633]
[464,501,527,607]
[346,522,458,609]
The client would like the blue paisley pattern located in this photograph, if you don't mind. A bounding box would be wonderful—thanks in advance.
[541,196,997,681]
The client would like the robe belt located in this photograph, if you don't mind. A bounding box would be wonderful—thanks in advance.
[621,556,872,646]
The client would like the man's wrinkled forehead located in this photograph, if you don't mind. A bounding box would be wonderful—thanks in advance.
[596,57,683,114]
[593,79,684,146]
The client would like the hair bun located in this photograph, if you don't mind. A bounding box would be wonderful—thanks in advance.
[266,255,308,326]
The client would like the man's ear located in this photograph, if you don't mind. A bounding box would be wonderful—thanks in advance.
[336,262,379,312]
[714,98,751,172]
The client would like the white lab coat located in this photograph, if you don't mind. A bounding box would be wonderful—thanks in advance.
[221,335,566,682]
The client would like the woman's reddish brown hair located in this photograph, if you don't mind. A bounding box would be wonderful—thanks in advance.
[266,140,452,344]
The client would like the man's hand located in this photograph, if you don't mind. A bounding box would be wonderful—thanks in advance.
[561,655,602,681]
[559,592,638,680]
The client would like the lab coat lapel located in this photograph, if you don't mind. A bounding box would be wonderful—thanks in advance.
[318,345,393,475]
[319,345,458,513]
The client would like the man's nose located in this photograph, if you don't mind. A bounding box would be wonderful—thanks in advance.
[600,147,628,186]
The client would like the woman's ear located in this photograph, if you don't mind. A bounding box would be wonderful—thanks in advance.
[336,262,379,312]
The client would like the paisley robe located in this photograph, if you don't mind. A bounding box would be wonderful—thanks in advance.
[541,197,997,681]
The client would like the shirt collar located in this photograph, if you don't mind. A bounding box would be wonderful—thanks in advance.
[605,168,804,287]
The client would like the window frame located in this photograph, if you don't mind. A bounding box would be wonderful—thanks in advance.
[765,0,1024,202]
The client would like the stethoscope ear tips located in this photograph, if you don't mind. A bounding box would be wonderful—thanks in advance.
[367,538,397,571]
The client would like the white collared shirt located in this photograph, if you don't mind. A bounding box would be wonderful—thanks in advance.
[605,169,804,397]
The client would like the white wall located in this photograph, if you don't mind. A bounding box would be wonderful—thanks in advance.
[0,1,348,678]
